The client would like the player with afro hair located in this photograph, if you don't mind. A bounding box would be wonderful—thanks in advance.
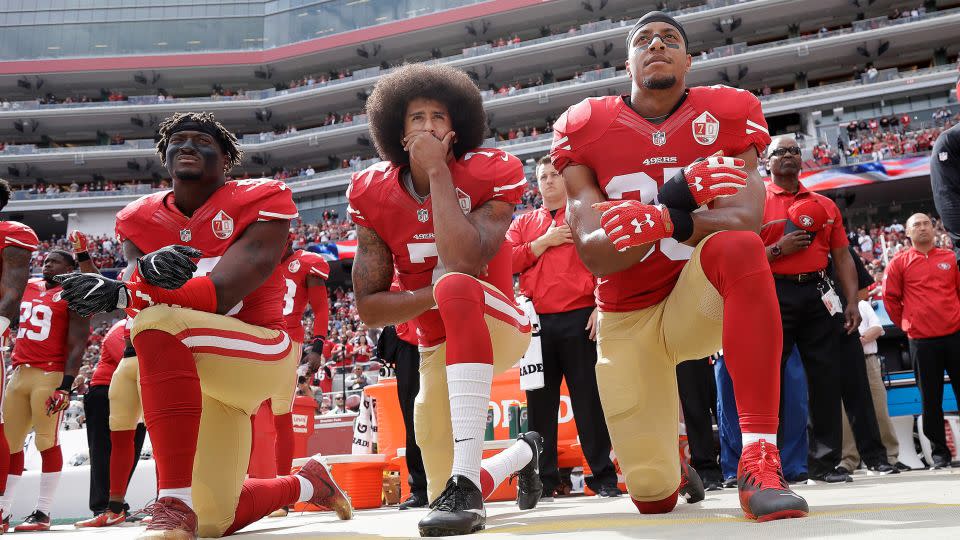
[365,63,488,165]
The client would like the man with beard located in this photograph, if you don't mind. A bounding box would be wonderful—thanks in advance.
[551,11,808,521]
[350,63,543,536]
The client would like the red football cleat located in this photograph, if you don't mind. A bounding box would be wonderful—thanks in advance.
[75,509,127,528]
[137,497,198,539]
[13,510,51,532]
[737,440,809,522]
[296,455,353,520]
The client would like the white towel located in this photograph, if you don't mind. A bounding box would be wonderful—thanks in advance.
[517,296,545,391]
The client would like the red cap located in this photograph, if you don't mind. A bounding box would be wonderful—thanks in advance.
[787,198,830,232]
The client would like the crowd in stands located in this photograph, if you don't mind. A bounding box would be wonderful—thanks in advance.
[806,113,959,168]
[30,234,126,273]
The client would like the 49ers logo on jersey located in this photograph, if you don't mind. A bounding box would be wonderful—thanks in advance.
[288,259,301,273]
[692,111,720,145]
[211,210,235,240]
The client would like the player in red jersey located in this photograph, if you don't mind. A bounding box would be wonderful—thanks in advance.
[262,235,330,517]
[551,11,808,521]
[0,179,38,533]
[57,112,351,539]
[69,230,148,530]
[351,63,542,536]
[1,250,89,531]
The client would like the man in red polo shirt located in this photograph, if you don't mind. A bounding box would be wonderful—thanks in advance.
[883,212,960,469]
[761,136,891,481]
[506,156,618,499]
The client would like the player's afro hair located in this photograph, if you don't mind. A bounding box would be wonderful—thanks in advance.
[155,111,243,172]
[365,63,487,165]
[0,178,10,211]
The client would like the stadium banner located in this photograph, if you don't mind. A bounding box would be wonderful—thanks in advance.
[796,156,929,192]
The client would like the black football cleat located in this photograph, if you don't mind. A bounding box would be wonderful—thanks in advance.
[514,431,543,510]
[418,476,485,537]
[679,460,705,503]
[738,440,809,522]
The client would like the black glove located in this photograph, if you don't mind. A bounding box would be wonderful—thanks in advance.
[55,273,128,317]
[137,245,202,290]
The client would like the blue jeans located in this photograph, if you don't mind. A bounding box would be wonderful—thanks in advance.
[715,347,809,480]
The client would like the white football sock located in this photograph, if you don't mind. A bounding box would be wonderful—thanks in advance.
[742,433,777,447]
[480,438,534,495]
[296,474,314,502]
[0,474,20,514]
[158,488,193,509]
[447,363,494,489]
[36,472,61,514]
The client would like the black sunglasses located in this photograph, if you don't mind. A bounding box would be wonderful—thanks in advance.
[769,146,801,157]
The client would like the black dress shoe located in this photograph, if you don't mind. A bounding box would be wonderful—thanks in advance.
[894,461,912,472]
[596,485,622,497]
[700,469,724,491]
[399,492,428,510]
[813,468,852,483]
[868,462,897,474]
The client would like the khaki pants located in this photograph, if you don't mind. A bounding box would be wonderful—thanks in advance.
[109,356,142,431]
[267,341,301,415]
[840,353,899,470]
[595,236,724,502]
[416,273,531,502]
[131,305,298,538]
[3,366,65,452]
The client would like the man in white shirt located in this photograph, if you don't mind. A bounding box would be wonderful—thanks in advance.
[838,292,903,473]
[858,231,873,254]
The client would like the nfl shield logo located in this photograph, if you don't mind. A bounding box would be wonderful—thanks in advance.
[288,259,301,273]
[652,131,667,146]
[180,229,192,242]
[417,208,429,223]
[692,111,720,145]
[456,188,472,214]
[211,210,235,240]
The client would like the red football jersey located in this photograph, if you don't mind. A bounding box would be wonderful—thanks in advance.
[116,179,299,330]
[0,221,39,341]
[281,249,330,343]
[550,86,771,311]
[12,278,72,372]
[90,319,127,386]
[348,148,527,347]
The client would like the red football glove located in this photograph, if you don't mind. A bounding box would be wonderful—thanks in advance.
[68,230,90,254]
[660,151,749,210]
[45,389,70,416]
[593,200,674,252]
